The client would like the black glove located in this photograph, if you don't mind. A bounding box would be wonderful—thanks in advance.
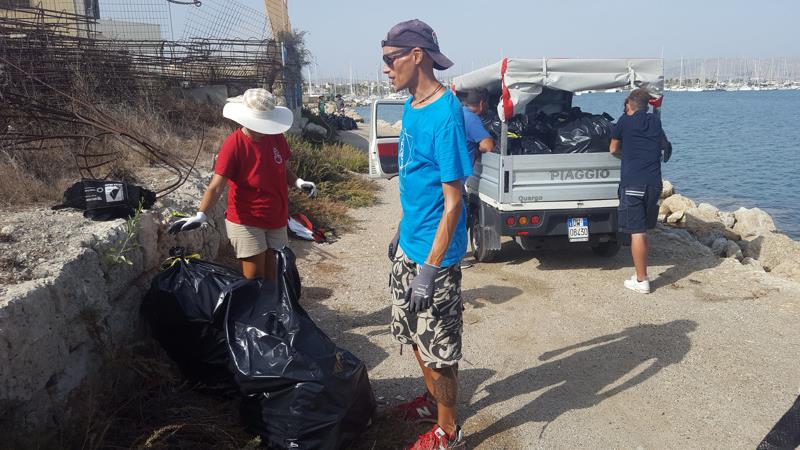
[405,263,439,313]
[387,227,400,260]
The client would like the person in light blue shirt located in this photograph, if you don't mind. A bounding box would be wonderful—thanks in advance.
[382,19,471,447]
[397,90,472,266]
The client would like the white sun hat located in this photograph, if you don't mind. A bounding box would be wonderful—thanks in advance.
[222,88,294,135]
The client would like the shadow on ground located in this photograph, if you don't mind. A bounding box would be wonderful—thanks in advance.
[465,320,697,448]
[473,227,725,292]
[462,284,524,308]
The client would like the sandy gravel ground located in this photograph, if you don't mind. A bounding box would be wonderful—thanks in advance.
[289,173,800,450]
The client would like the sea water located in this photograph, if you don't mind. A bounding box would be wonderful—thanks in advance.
[356,90,800,239]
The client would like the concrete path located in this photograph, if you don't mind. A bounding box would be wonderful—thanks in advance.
[338,124,370,152]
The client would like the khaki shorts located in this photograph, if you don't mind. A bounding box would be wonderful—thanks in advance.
[389,247,463,369]
[225,220,288,259]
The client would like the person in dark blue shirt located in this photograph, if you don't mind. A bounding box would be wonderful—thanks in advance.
[610,88,663,294]
[459,89,495,269]
[461,88,495,164]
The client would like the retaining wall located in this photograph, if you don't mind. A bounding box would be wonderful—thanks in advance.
[0,175,225,439]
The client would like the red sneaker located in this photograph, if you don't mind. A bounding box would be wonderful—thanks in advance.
[406,424,465,450]
[393,393,438,423]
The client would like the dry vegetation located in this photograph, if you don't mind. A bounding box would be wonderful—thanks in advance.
[0,90,377,231]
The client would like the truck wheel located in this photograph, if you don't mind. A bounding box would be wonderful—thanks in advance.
[591,240,620,257]
[470,211,498,263]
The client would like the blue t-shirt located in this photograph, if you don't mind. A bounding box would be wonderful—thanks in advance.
[612,110,663,187]
[462,106,491,163]
[398,90,472,267]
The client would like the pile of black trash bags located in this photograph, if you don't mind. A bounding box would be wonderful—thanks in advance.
[321,112,359,131]
[484,106,615,155]
[141,247,375,449]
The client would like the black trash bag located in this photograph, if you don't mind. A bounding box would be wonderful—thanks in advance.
[757,394,800,450]
[508,136,552,155]
[552,113,614,154]
[485,113,528,140]
[52,179,156,221]
[337,115,358,130]
[141,247,243,384]
[225,249,375,449]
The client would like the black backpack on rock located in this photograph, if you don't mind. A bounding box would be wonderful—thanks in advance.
[52,180,156,221]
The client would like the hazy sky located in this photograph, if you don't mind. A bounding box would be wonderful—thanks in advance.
[291,0,799,79]
[174,0,800,79]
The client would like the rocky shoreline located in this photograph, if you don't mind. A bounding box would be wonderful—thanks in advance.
[657,180,800,282]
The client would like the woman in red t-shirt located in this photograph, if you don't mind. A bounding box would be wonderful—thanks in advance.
[169,88,316,281]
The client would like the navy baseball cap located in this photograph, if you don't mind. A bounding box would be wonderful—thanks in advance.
[381,19,454,70]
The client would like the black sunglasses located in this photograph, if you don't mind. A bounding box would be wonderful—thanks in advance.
[382,48,413,67]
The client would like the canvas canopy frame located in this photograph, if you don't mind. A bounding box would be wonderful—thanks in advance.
[452,58,664,121]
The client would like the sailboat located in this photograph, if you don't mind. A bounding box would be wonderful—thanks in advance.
[672,56,688,91]
[687,60,705,91]
[712,58,725,91]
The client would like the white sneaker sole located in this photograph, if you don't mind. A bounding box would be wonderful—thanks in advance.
[625,283,650,294]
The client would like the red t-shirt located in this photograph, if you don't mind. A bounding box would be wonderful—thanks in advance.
[214,128,292,229]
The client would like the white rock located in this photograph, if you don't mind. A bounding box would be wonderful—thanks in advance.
[661,194,697,216]
[720,212,736,229]
[660,180,674,199]
[697,203,721,216]
[666,211,684,224]
[343,109,364,123]
[732,207,776,238]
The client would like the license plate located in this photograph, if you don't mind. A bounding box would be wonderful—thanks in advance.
[567,217,589,242]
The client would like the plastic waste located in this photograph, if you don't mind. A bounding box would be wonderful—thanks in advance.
[288,213,315,241]
[320,112,358,131]
[552,113,614,154]
[757,394,800,450]
[508,136,552,155]
[225,249,375,449]
[140,247,242,384]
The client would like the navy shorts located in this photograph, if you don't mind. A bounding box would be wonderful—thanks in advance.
[618,184,661,234]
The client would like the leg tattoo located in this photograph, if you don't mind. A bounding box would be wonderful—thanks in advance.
[431,365,458,408]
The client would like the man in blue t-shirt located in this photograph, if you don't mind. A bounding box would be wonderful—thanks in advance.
[459,89,495,269]
[381,19,471,449]
[461,88,495,164]
[610,88,664,294]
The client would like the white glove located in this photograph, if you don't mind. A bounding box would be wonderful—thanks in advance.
[168,211,207,234]
[295,178,316,198]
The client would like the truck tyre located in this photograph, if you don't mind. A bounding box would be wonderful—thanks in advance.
[591,240,620,257]
[470,209,498,263]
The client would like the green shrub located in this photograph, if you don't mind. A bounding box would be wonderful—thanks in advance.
[286,134,377,230]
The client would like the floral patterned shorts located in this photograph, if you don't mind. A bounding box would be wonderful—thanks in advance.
[389,247,463,368]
